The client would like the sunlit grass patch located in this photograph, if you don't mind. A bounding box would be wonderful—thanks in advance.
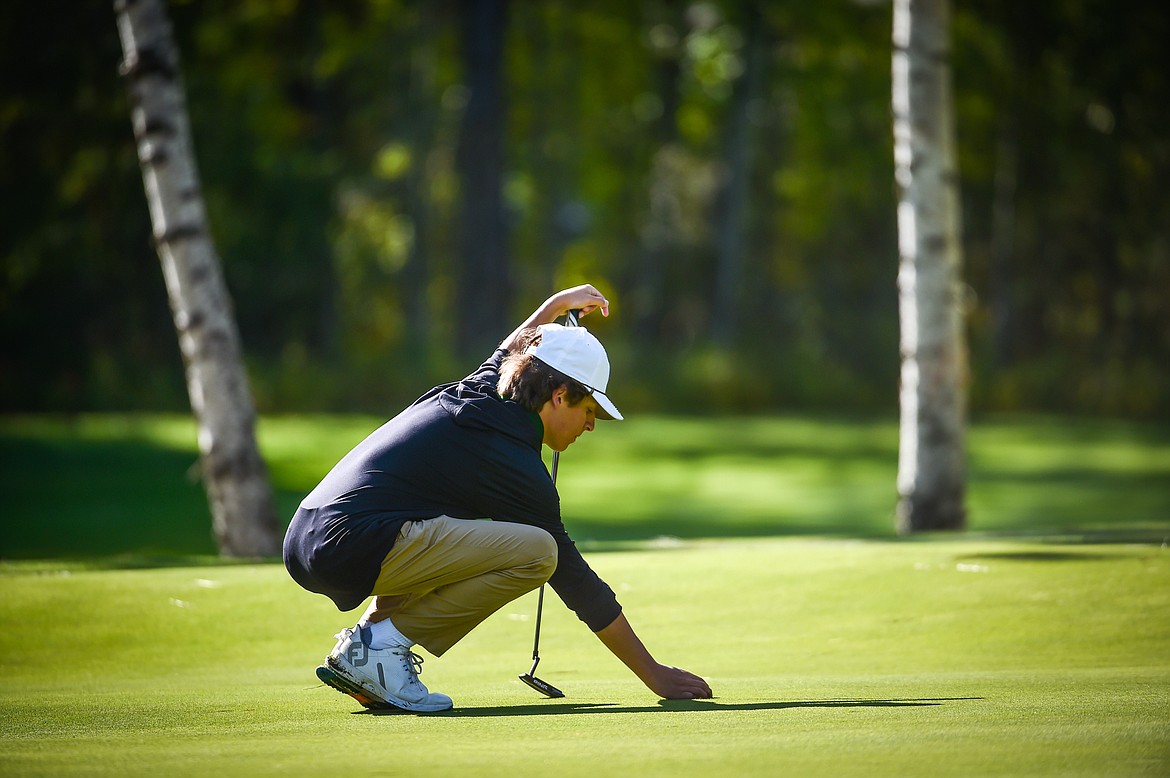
[1,537,1166,776]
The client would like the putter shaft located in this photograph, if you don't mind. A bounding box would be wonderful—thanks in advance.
[517,309,580,699]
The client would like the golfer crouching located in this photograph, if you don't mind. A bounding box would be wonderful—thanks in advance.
[284,284,712,711]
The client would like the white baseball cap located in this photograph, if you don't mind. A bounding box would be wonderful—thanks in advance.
[526,323,623,421]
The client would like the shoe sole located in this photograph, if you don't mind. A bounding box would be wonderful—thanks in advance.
[316,662,453,713]
[316,664,401,710]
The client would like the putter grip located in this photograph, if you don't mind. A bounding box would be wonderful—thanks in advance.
[566,309,580,328]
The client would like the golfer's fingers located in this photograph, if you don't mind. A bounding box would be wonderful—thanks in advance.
[580,298,609,318]
[664,668,712,699]
[572,285,609,317]
[688,675,713,699]
[673,685,711,700]
[685,670,712,698]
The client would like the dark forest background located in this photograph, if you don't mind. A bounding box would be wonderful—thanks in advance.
[3,0,1167,418]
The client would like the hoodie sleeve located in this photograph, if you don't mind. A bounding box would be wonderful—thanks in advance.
[546,539,623,632]
[475,446,622,631]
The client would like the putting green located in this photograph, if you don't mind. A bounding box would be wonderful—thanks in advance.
[2,537,1167,776]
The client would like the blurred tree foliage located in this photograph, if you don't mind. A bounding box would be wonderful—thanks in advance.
[2,0,1167,417]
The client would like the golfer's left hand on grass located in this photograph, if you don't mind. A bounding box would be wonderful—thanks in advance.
[596,613,713,700]
[647,663,713,700]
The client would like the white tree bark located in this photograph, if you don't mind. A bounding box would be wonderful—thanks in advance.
[116,0,279,555]
[892,0,967,533]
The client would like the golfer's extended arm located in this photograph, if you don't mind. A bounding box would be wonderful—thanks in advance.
[500,284,609,351]
[595,613,712,699]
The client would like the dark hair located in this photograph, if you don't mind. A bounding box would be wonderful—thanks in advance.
[499,327,590,413]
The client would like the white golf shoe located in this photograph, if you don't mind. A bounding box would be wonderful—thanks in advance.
[317,625,453,713]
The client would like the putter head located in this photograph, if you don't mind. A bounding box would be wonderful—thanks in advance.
[519,672,565,698]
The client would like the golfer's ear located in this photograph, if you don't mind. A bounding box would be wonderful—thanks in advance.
[552,385,568,406]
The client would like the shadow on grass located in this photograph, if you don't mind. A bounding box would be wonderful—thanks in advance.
[955,550,1128,563]
[0,432,217,559]
[360,697,983,717]
[0,554,281,575]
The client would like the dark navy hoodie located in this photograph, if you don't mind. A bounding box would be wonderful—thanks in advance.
[283,349,622,632]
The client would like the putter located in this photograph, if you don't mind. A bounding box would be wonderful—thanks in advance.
[518,308,580,698]
[518,582,564,697]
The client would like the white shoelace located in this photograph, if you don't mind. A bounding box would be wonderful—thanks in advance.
[400,649,427,691]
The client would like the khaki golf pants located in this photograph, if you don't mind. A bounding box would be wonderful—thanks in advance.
[359,516,557,656]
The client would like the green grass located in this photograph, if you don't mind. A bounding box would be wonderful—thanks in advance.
[1,539,1167,776]
[1,413,1168,775]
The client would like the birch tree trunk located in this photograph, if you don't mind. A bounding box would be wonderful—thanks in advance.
[891,0,968,533]
[115,0,279,556]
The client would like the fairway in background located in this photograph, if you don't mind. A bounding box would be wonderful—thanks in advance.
[1,413,1168,558]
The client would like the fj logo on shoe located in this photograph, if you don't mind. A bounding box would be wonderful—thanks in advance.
[347,642,368,667]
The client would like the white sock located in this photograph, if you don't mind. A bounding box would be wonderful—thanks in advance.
[361,617,414,650]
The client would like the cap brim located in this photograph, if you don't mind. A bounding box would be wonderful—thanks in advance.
[593,391,623,421]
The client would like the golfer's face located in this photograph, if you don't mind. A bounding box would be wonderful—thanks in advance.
[544,391,599,452]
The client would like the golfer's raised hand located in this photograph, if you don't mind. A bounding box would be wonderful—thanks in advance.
[502,284,611,351]
[649,663,713,700]
[550,284,609,320]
